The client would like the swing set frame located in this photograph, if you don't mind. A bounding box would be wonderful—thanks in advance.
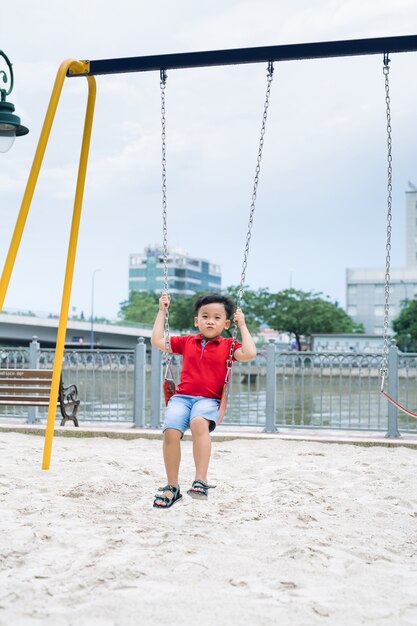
[1,35,417,469]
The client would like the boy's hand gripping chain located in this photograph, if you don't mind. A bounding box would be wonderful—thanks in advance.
[219,61,274,423]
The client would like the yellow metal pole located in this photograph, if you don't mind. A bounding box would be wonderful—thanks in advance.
[42,75,97,470]
[0,59,86,311]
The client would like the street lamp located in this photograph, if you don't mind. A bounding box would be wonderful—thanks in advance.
[90,269,101,350]
[0,50,29,153]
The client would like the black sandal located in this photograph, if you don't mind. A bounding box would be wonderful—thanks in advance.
[187,480,216,500]
[153,484,183,509]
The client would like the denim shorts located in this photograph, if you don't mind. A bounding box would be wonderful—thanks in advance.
[163,394,220,434]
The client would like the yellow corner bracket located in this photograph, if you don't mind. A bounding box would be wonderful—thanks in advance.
[68,60,90,75]
[0,59,96,470]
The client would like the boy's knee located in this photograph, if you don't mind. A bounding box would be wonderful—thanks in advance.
[190,416,210,435]
[163,428,183,443]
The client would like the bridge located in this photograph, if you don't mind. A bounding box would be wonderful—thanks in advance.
[0,312,152,349]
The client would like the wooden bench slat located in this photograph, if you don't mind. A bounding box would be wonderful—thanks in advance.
[0,386,57,393]
[0,399,52,406]
[0,381,54,388]
[0,395,56,403]
[0,369,53,380]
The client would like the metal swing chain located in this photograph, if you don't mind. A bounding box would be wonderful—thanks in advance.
[160,69,172,357]
[381,53,393,390]
[225,61,275,380]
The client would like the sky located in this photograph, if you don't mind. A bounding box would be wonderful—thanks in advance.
[1,0,417,320]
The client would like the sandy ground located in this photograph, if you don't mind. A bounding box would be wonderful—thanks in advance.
[0,432,416,626]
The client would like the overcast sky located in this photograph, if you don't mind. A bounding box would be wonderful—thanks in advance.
[1,0,417,319]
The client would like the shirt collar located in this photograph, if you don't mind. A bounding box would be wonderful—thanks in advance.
[195,333,222,344]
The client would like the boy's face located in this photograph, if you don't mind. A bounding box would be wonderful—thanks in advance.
[194,303,231,339]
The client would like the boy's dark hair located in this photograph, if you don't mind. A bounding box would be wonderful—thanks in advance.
[194,293,235,319]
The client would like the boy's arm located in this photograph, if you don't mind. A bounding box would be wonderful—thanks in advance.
[151,293,172,352]
[232,309,257,362]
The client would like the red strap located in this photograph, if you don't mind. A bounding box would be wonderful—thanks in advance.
[381,390,417,419]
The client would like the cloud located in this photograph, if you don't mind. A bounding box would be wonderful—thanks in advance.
[1,0,417,318]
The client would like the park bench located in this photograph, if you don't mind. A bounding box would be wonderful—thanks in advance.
[0,369,80,426]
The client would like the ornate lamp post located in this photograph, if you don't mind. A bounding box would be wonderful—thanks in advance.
[0,50,29,153]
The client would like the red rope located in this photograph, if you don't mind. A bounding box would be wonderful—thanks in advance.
[381,390,417,419]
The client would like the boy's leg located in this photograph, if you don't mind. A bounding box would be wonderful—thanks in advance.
[189,416,211,483]
[155,428,183,507]
[163,427,182,485]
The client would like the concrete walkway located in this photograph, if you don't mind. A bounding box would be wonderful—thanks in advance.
[0,420,416,449]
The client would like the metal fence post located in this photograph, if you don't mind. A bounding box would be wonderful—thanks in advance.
[385,343,401,438]
[264,340,277,433]
[133,337,146,427]
[150,346,162,429]
[28,336,40,424]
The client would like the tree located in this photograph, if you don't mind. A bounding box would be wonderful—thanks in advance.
[119,291,159,325]
[392,298,417,352]
[118,291,198,331]
[224,286,270,334]
[264,288,364,350]
[168,294,197,331]
[118,288,364,347]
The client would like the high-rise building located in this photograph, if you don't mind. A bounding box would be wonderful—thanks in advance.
[129,246,221,295]
[346,184,417,334]
[406,182,417,266]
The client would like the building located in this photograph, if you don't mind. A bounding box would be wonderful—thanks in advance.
[406,183,417,267]
[311,333,384,354]
[128,246,221,295]
[346,184,417,334]
[346,267,417,335]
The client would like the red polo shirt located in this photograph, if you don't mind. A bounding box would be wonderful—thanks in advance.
[170,334,242,399]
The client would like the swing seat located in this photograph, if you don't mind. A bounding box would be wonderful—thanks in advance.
[381,389,417,419]
[163,378,176,405]
[218,382,230,424]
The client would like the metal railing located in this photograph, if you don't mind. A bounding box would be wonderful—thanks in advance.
[1,337,416,435]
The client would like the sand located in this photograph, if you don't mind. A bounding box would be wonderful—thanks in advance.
[0,431,416,626]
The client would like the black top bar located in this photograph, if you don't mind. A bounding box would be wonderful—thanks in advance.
[72,35,417,77]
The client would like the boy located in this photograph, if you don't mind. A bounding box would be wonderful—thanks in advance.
[151,292,257,509]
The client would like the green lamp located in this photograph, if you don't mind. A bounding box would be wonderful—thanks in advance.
[0,50,28,153]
